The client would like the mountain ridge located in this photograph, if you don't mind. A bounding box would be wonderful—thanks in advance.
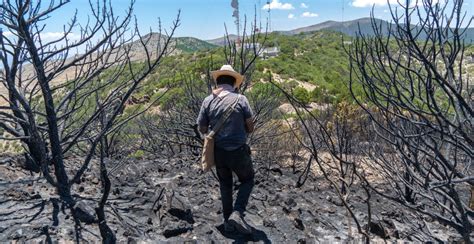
[206,17,474,45]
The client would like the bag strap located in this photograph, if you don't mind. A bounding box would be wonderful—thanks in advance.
[207,94,241,138]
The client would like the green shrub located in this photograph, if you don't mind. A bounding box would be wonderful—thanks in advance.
[293,87,311,105]
[129,149,145,159]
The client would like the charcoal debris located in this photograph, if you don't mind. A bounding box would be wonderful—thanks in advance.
[0,157,464,242]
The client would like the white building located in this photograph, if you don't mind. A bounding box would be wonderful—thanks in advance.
[468,53,474,64]
[239,42,280,59]
[261,46,280,59]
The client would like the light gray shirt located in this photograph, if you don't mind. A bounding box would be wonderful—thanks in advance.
[197,84,253,150]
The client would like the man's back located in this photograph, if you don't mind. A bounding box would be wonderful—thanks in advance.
[197,85,253,151]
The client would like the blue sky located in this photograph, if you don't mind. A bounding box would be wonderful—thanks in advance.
[20,0,474,40]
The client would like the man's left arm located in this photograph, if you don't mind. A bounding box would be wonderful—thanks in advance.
[245,118,255,133]
[241,96,255,133]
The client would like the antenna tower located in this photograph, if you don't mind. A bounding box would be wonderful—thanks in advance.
[267,1,271,32]
[231,0,240,42]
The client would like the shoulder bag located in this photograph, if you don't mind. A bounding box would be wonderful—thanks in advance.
[201,94,241,172]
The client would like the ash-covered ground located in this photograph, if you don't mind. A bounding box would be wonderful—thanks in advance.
[0,155,462,243]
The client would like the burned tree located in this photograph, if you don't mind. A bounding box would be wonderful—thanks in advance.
[265,1,474,241]
[0,0,179,241]
[267,80,375,241]
[347,0,473,241]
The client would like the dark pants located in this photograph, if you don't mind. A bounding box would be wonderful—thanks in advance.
[215,145,255,221]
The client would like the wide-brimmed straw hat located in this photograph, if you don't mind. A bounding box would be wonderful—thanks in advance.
[211,65,244,88]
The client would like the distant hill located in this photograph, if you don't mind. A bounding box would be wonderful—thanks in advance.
[128,33,217,55]
[175,37,217,53]
[0,33,219,106]
[278,17,381,36]
[279,18,474,43]
[206,34,239,46]
[207,18,474,45]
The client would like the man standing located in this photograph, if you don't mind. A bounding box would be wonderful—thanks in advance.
[197,65,255,234]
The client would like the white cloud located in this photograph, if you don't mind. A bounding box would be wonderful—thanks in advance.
[40,32,81,42]
[41,32,68,39]
[300,3,309,8]
[301,12,319,18]
[351,0,389,7]
[3,31,80,41]
[351,0,439,8]
[262,0,294,10]
[288,13,296,19]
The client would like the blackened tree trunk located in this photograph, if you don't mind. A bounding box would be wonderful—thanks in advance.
[1,0,180,240]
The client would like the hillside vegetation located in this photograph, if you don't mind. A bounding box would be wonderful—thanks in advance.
[135,30,354,110]
[2,29,474,153]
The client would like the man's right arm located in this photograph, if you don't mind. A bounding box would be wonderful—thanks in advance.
[196,99,209,134]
